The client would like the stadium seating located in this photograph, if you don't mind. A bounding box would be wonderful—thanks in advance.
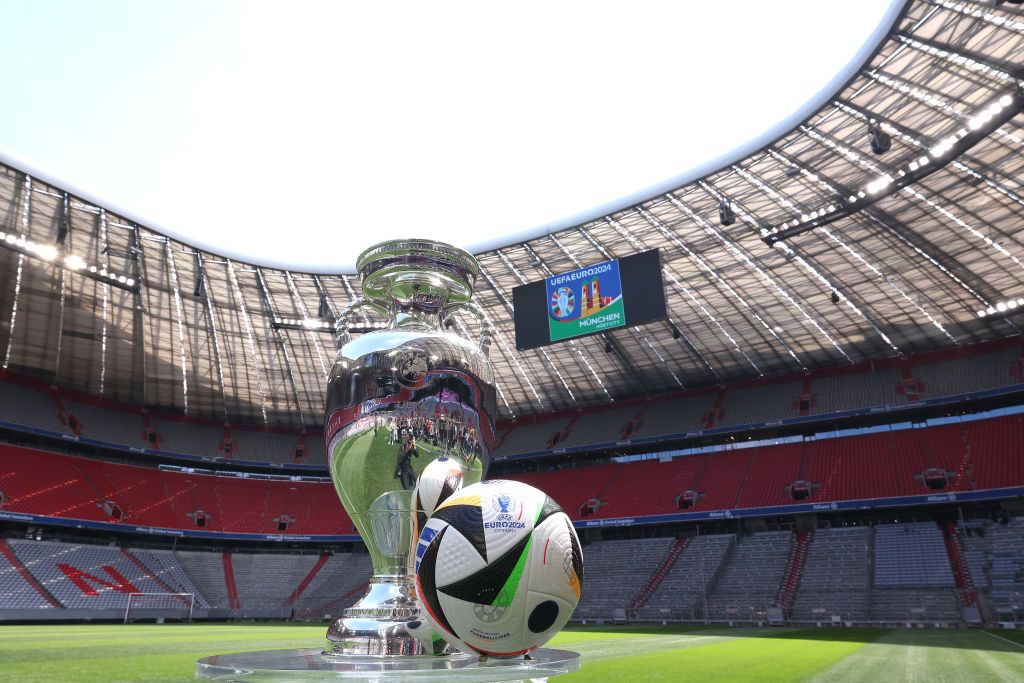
[0,445,354,536]
[640,534,733,620]
[790,527,870,622]
[630,393,716,438]
[959,517,1024,619]
[2,341,1021,464]
[0,381,69,434]
[8,540,173,609]
[874,523,955,587]
[808,369,902,415]
[0,540,54,609]
[291,553,374,619]
[704,531,792,621]
[718,382,801,427]
[63,399,145,447]
[557,405,642,448]
[7,409,1024,539]
[493,416,573,457]
[573,538,672,620]
[130,548,211,608]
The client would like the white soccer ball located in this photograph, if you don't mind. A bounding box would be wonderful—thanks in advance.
[414,479,584,657]
[410,456,465,549]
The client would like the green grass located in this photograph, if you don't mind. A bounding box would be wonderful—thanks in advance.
[0,623,1022,682]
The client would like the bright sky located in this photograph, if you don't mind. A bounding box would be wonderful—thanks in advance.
[0,1,897,272]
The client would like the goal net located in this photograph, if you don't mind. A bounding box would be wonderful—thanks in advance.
[123,592,195,623]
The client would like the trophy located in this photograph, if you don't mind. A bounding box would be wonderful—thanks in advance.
[323,239,497,656]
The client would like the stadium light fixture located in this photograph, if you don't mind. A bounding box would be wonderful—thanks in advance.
[0,230,138,292]
[977,297,1024,318]
[763,88,1022,246]
[867,124,892,154]
[718,200,736,226]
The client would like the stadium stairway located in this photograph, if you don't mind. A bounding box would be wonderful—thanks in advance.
[777,530,811,616]
[222,553,240,610]
[942,522,980,615]
[119,549,179,597]
[628,538,688,610]
[281,555,329,609]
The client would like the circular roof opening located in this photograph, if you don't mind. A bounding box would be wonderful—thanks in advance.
[0,0,898,271]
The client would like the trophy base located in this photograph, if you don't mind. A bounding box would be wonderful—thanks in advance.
[325,576,446,656]
[195,647,581,681]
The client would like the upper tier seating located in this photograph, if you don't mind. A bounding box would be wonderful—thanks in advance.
[790,527,870,621]
[63,399,144,446]
[493,343,1023,456]
[808,369,902,415]
[558,405,642,448]
[494,416,573,457]
[631,393,716,438]
[229,430,302,464]
[718,382,802,427]
[0,445,353,536]
[2,342,1021,463]
[913,347,1020,399]
[149,418,226,459]
[0,382,68,434]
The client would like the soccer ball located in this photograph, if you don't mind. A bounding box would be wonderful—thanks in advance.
[414,479,583,657]
[410,456,465,549]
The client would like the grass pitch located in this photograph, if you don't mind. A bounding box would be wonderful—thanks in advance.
[0,623,1022,682]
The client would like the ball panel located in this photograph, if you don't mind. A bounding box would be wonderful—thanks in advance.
[432,522,488,586]
[439,531,531,605]
[431,502,487,562]
[416,524,458,638]
[526,512,583,605]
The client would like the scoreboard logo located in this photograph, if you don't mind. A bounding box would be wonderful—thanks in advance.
[545,258,625,342]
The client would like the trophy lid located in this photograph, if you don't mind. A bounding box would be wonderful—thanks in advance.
[356,239,480,307]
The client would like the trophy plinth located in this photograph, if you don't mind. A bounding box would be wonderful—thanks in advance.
[324,239,496,657]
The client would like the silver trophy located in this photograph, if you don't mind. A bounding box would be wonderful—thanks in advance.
[324,239,497,656]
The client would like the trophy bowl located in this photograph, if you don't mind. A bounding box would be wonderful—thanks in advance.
[323,239,497,656]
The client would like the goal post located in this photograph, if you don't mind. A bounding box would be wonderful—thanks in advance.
[123,592,195,624]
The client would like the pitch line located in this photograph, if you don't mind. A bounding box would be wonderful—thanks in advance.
[980,629,1024,649]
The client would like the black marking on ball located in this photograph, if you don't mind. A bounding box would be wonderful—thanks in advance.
[432,502,487,562]
[418,525,458,638]
[535,495,563,527]
[439,532,531,605]
[528,600,559,633]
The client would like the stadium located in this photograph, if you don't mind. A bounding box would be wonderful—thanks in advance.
[1,0,1024,680]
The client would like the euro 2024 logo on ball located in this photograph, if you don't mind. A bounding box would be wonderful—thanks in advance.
[486,493,526,532]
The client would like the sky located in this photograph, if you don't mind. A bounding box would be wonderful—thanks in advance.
[0,1,898,272]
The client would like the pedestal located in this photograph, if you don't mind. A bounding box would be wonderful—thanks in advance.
[195,647,581,682]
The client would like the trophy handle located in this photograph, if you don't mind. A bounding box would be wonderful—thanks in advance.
[441,301,493,357]
[335,296,389,346]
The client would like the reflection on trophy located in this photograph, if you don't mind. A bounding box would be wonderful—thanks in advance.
[323,239,497,656]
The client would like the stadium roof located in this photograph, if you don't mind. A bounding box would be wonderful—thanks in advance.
[1,0,1023,426]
